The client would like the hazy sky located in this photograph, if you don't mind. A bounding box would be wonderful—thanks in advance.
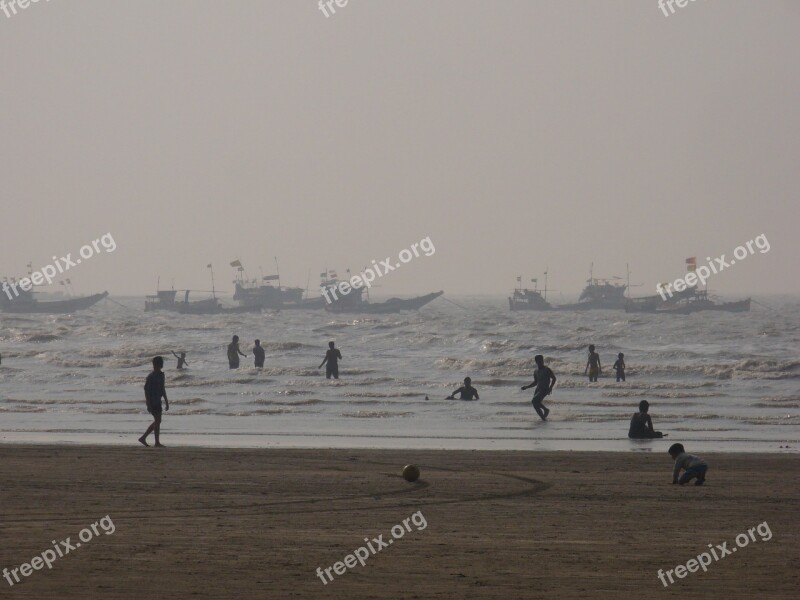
[1,0,798,299]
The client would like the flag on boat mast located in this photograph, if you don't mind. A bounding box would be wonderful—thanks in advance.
[685,257,697,272]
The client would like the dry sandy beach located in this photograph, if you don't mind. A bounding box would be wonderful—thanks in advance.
[0,446,797,599]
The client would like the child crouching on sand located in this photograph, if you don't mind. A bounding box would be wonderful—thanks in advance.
[669,443,708,486]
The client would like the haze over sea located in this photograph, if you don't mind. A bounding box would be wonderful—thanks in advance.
[1,296,798,453]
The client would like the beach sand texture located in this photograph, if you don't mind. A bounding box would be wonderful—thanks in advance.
[0,446,797,599]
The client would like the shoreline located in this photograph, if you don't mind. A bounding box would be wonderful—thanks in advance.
[2,426,798,452]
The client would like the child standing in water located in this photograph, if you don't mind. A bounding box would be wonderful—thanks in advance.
[613,352,625,382]
[521,355,556,421]
[585,344,601,382]
[319,341,342,379]
[253,340,265,369]
[227,335,247,369]
[171,351,188,370]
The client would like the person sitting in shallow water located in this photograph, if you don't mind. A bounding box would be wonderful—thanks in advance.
[628,400,665,439]
[447,377,479,400]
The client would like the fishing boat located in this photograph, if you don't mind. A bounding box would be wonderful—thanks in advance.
[555,270,628,310]
[0,286,107,314]
[656,290,751,314]
[625,286,698,313]
[508,274,551,311]
[321,276,443,313]
[230,260,315,309]
[326,291,444,314]
[145,289,260,315]
[630,256,751,315]
[145,289,180,312]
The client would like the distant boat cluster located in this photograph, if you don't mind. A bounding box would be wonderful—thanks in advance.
[509,267,751,314]
[0,262,444,315]
[2,261,750,316]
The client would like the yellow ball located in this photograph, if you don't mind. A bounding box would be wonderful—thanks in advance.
[402,464,420,482]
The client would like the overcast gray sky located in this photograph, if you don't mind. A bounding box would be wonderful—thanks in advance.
[1,0,798,298]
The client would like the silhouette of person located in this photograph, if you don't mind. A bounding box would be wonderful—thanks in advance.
[585,344,601,382]
[522,354,557,421]
[628,400,665,439]
[319,341,342,379]
[138,356,169,448]
[171,351,188,370]
[227,335,247,369]
[253,339,265,369]
[447,377,479,400]
[613,352,625,382]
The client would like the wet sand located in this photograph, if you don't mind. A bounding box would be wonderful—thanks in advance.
[0,445,797,599]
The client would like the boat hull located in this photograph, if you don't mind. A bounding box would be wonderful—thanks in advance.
[325,291,443,314]
[0,292,108,314]
[554,301,627,311]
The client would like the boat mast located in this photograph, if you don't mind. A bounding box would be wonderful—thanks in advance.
[544,268,548,302]
[626,263,630,299]
[208,264,216,299]
[274,257,281,290]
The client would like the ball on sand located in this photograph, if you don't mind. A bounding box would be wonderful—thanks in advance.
[402,464,420,482]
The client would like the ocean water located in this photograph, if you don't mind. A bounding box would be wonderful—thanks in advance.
[1,296,798,453]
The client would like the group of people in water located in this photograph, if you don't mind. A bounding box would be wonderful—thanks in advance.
[584,344,627,382]
[139,337,344,446]
[141,340,667,448]
[447,345,648,429]
[170,336,343,378]
[137,345,705,483]
[445,354,556,423]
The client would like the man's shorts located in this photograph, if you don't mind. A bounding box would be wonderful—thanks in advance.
[326,364,339,379]
[532,390,548,405]
[147,401,162,416]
